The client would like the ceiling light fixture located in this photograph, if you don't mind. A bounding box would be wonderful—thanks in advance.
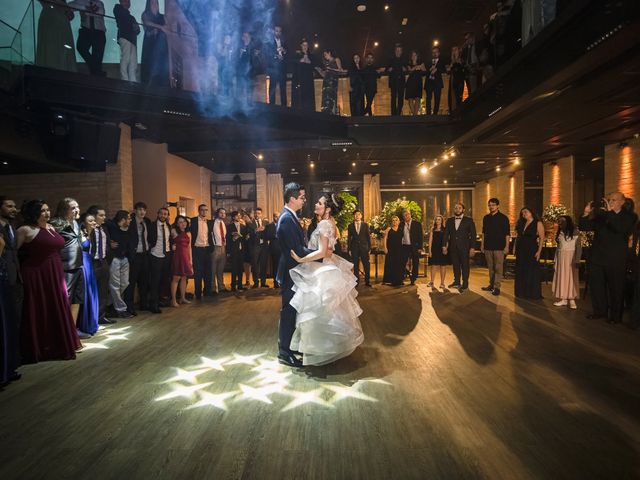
[314,42,319,49]
[401,180,406,185]
[374,41,379,47]
[384,4,389,11]
[370,162,379,166]
[450,150,456,157]
[352,162,356,166]
[257,153,264,160]
[443,154,449,160]
[310,162,315,168]
[433,160,439,166]
[356,2,366,12]
[420,165,428,175]
[433,39,439,46]
[443,180,448,184]
[496,166,501,172]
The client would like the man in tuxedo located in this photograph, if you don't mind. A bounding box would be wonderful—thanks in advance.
[146,207,171,314]
[579,193,638,324]
[348,209,372,286]
[226,211,247,291]
[362,52,383,116]
[266,25,287,106]
[210,207,227,294]
[400,209,424,285]
[425,46,446,115]
[86,205,116,324]
[250,207,270,287]
[276,183,313,367]
[0,196,22,383]
[190,204,212,299]
[443,203,477,293]
[125,201,152,313]
[386,44,407,115]
[265,212,281,288]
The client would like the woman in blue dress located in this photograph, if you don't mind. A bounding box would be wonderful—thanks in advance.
[78,213,99,336]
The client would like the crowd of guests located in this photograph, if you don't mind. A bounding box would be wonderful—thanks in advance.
[34,0,568,115]
[0,195,290,388]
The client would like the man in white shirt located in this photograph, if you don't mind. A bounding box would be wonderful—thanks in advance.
[210,207,228,293]
[86,205,115,324]
[69,0,107,75]
[190,204,212,299]
[250,207,270,288]
[148,207,171,313]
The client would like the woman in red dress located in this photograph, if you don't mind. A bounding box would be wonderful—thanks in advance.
[170,215,194,307]
[16,200,81,362]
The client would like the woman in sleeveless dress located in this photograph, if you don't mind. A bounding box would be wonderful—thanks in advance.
[289,194,364,366]
[77,213,99,336]
[170,215,193,307]
[514,207,545,299]
[428,215,450,288]
[552,215,581,309]
[16,200,81,363]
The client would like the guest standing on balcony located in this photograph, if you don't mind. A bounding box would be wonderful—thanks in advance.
[36,0,77,72]
[69,0,106,75]
[348,54,365,116]
[514,207,544,299]
[461,32,479,95]
[292,39,316,111]
[318,49,345,115]
[404,50,425,116]
[447,46,465,112]
[217,34,235,96]
[265,25,288,106]
[17,200,81,363]
[552,215,582,310]
[141,0,169,87]
[386,44,407,115]
[362,53,384,116]
[236,31,260,105]
[425,46,446,115]
[579,194,637,324]
[114,0,140,82]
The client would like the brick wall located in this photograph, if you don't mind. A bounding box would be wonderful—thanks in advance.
[542,155,574,216]
[605,137,639,203]
[472,170,525,234]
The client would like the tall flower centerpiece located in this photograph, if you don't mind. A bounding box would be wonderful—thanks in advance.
[369,199,422,238]
[541,204,569,243]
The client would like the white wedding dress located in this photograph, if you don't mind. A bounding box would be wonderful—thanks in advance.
[289,219,364,366]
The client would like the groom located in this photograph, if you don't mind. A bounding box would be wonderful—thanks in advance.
[276,182,313,367]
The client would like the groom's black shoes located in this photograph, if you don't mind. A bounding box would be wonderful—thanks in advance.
[278,353,303,368]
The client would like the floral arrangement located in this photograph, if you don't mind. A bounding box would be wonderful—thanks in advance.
[335,191,358,232]
[542,204,569,223]
[369,198,422,237]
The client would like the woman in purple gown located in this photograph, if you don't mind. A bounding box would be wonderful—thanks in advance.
[17,200,81,363]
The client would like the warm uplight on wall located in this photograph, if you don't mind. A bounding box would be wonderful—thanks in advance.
[550,163,561,205]
[618,145,634,200]
[509,174,517,227]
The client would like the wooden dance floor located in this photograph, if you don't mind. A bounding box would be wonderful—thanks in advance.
[1,270,639,479]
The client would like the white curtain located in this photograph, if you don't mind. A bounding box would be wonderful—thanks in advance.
[266,173,284,221]
[363,174,382,221]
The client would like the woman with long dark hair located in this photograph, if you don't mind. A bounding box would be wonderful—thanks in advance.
[77,212,100,336]
[552,215,581,309]
[170,215,193,307]
[447,46,465,112]
[16,200,81,362]
[318,49,345,114]
[514,207,545,299]
[427,215,450,288]
[141,0,169,86]
[292,39,316,111]
[405,50,425,115]
[348,53,364,116]
[383,215,404,286]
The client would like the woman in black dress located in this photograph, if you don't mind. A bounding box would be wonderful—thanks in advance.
[447,46,465,112]
[427,215,450,288]
[348,54,364,116]
[514,207,545,299]
[141,0,169,87]
[318,49,345,115]
[405,50,425,115]
[292,39,316,111]
[383,215,405,286]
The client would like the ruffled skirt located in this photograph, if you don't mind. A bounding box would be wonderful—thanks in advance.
[289,255,364,366]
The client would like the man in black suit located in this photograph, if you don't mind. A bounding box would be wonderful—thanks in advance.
[0,196,22,383]
[400,209,424,285]
[227,211,247,291]
[125,201,152,313]
[266,25,287,106]
[250,207,270,287]
[146,207,171,314]
[348,209,372,286]
[190,203,213,299]
[425,46,446,115]
[362,52,383,116]
[276,183,313,367]
[386,44,407,115]
[265,212,281,288]
[579,193,638,324]
[443,203,477,293]
[86,205,116,324]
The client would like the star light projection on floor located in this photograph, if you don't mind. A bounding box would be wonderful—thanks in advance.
[81,326,133,350]
[154,353,391,412]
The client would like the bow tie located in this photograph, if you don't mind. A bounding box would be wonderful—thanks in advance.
[455,216,462,219]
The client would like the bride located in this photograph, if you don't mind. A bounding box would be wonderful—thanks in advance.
[290,193,364,366]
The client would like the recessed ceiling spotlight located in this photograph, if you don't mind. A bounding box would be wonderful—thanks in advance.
[257,153,264,160]
[384,4,389,11]
[370,162,379,166]
[314,42,319,49]
[433,160,439,166]
[2,161,8,165]
[420,165,428,175]
[402,18,408,25]
[450,151,456,157]
[348,172,352,176]
[342,147,347,152]
[433,39,439,46]
[401,180,406,185]
[475,160,486,164]
[352,162,356,166]
[374,41,379,47]
[356,2,366,12]
[443,180,448,184]
[496,166,501,172]
[591,156,603,162]
[310,162,315,168]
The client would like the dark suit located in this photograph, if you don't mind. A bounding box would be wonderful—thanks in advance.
[51,218,84,303]
[227,221,247,289]
[580,208,637,322]
[147,220,171,310]
[190,216,213,298]
[425,57,446,114]
[265,220,281,286]
[266,36,287,106]
[348,221,371,284]
[89,225,110,322]
[276,208,312,356]
[125,216,153,310]
[387,55,406,115]
[250,218,270,286]
[1,221,22,376]
[443,216,477,288]
[399,220,424,283]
